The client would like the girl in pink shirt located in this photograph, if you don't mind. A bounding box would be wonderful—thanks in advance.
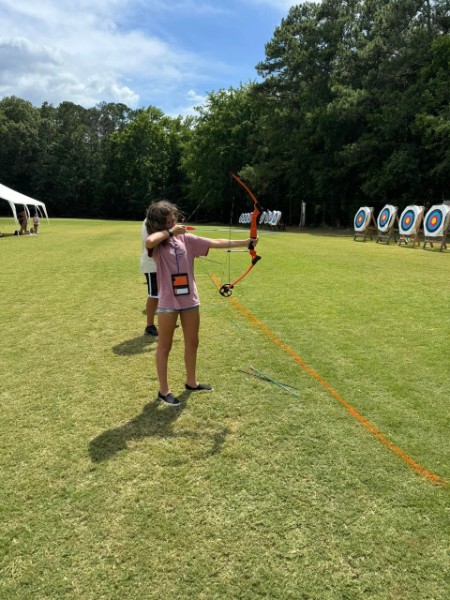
[145,200,257,406]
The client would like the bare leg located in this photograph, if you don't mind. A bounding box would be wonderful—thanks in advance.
[156,312,178,395]
[180,309,200,388]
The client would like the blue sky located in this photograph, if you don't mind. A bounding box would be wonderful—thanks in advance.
[0,0,294,116]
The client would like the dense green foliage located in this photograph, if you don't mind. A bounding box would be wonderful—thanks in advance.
[0,99,191,220]
[0,0,449,225]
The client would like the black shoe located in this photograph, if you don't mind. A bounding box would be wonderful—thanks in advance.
[145,325,158,336]
[158,391,180,406]
[185,383,214,392]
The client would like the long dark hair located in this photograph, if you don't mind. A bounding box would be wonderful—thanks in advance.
[145,200,180,234]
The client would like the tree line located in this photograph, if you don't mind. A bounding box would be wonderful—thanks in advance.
[0,0,449,227]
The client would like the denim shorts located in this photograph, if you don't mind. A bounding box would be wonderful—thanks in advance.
[156,305,199,314]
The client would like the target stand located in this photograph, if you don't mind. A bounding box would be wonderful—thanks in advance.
[376,205,398,244]
[423,204,450,251]
[398,205,425,247]
[353,207,376,242]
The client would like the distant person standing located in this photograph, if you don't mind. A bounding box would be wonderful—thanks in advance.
[32,213,40,234]
[140,219,159,336]
[18,210,28,235]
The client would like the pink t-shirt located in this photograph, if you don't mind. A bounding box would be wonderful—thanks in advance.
[153,234,211,310]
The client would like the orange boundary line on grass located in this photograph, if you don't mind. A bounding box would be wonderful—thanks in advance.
[212,276,447,487]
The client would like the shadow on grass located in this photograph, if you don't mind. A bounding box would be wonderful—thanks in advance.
[89,392,229,463]
[112,335,156,356]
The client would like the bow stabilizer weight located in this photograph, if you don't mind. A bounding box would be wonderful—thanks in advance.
[219,284,233,297]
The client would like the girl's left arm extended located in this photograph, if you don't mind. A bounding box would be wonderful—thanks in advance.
[207,237,258,250]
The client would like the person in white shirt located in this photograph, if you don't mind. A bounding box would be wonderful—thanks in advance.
[140,220,159,336]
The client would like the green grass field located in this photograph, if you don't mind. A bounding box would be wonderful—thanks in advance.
[0,218,449,599]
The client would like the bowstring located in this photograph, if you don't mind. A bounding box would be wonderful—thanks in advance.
[191,188,231,294]
[186,190,210,223]
[220,178,234,288]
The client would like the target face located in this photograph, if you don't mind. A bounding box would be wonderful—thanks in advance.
[424,204,450,237]
[354,207,372,231]
[399,205,423,236]
[401,209,415,232]
[377,205,397,233]
[426,210,442,233]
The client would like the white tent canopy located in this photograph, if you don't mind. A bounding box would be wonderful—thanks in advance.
[0,182,50,226]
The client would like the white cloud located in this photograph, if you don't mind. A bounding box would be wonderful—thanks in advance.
[0,0,212,111]
[0,0,291,115]
[171,89,208,117]
[0,36,139,107]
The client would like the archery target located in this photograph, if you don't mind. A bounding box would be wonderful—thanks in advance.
[377,205,397,233]
[399,205,424,235]
[424,204,450,237]
[354,207,373,232]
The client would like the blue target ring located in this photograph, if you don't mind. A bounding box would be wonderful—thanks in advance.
[354,209,366,230]
[378,208,390,227]
[425,209,443,233]
[401,209,415,232]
